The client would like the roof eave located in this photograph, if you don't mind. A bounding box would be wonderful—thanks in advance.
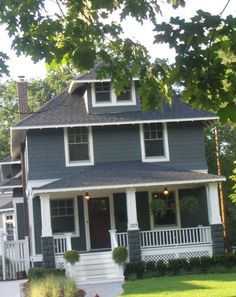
[32,176,225,197]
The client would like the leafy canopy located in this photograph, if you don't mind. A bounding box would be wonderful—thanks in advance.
[0,0,235,121]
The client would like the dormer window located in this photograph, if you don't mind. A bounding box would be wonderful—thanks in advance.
[95,82,111,102]
[64,127,94,166]
[91,81,136,107]
[140,123,170,162]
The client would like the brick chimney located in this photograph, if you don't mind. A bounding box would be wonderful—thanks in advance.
[17,76,28,120]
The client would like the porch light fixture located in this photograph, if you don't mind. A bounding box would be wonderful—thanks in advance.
[84,192,90,200]
[163,187,169,196]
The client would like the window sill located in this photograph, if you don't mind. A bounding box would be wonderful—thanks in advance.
[92,101,136,107]
[65,160,94,167]
[142,156,170,162]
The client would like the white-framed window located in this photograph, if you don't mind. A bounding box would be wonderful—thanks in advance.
[50,198,76,234]
[91,81,136,107]
[64,126,94,166]
[140,123,170,162]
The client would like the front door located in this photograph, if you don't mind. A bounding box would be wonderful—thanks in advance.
[88,197,111,249]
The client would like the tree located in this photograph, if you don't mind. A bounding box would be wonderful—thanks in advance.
[0,0,235,121]
[205,122,236,245]
[0,67,76,159]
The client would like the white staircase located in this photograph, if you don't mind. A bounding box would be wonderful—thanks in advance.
[66,251,124,285]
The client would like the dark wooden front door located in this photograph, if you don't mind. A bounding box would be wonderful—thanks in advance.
[88,197,111,249]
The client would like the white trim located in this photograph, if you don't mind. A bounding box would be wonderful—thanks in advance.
[68,78,140,94]
[12,116,219,131]
[0,184,23,189]
[192,169,208,173]
[206,183,222,225]
[64,126,94,167]
[140,123,170,162]
[32,177,225,196]
[91,81,136,107]
[109,194,115,230]
[83,198,91,251]
[0,160,21,165]
[0,208,14,213]
[40,194,52,237]
[126,188,139,230]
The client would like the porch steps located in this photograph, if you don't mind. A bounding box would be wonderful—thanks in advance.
[67,251,124,285]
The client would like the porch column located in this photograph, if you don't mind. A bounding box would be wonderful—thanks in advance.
[40,194,55,268]
[206,183,224,255]
[126,188,141,262]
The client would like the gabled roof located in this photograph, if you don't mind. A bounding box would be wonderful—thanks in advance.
[13,93,217,130]
[33,161,225,195]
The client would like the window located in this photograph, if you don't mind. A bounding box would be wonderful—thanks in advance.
[50,199,75,233]
[152,192,177,226]
[91,81,136,106]
[140,123,169,162]
[95,82,111,102]
[64,127,94,166]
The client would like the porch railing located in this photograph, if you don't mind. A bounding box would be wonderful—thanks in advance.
[140,226,212,248]
[54,233,72,255]
[117,232,128,247]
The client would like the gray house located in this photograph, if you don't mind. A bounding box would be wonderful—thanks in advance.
[10,65,225,284]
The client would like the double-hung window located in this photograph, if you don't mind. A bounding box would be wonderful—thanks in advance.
[95,82,111,103]
[64,127,94,166]
[140,123,169,162]
[50,199,75,233]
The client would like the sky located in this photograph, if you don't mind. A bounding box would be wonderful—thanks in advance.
[0,0,236,82]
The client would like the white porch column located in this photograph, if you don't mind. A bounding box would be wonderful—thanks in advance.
[40,194,52,237]
[206,183,222,225]
[126,188,139,230]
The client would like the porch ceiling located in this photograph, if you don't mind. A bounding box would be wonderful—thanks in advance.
[32,161,225,194]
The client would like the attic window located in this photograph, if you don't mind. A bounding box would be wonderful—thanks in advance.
[95,82,111,102]
[91,81,136,107]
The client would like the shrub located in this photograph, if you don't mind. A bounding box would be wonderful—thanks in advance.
[135,261,145,278]
[112,246,128,265]
[199,256,212,271]
[26,275,77,297]
[146,261,156,272]
[28,268,65,282]
[168,258,188,275]
[155,260,167,276]
[188,257,201,270]
[124,262,145,279]
[64,250,80,264]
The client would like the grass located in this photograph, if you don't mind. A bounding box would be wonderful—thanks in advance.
[119,273,236,297]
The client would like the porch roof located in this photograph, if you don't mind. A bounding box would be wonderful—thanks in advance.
[33,161,225,194]
[0,178,22,189]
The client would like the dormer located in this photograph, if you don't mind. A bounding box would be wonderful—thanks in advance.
[69,64,141,114]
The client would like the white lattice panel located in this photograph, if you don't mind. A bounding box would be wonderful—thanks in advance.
[144,254,175,263]
[179,251,210,260]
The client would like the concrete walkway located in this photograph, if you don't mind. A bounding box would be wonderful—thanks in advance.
[80,281,124,297]
[0,279,26,297]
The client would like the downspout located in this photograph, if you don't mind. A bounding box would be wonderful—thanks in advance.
[21,142,29,237]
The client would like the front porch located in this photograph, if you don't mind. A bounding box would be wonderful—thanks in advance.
[30,165,225,284]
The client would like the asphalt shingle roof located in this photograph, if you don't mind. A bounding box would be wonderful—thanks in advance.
[34,161,224,192]
[14,93,216,129]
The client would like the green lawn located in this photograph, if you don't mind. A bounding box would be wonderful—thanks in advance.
[119,273,236,297]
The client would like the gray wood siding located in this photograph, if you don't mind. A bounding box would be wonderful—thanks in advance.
[93,125,141,163]
[16,203,25,240]
[27,122,207,180]
[33,197,42,254]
